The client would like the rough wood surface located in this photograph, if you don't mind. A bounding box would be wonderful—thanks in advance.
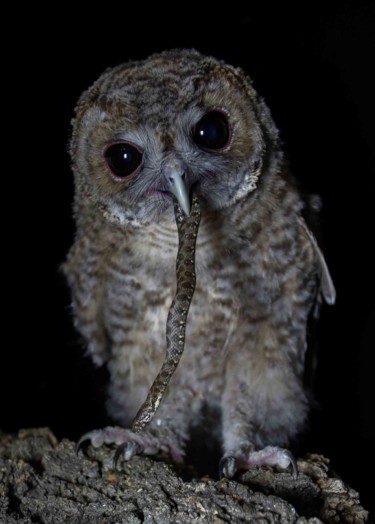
[0,428,368,523]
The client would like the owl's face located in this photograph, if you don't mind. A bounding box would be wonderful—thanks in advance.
[71,50,279,225]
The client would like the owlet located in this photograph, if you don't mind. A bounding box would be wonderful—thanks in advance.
[63,49,335,478]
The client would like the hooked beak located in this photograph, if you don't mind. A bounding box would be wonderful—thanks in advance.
[166,172,191,216]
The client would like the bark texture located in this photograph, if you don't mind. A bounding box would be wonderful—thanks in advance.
[0,428,368,523]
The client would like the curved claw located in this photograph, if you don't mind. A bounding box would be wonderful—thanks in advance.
[113,443,126,470]
[75,433,92,455]
[219,456,237,479]
[113,440,142,470]
[283,449,298,480]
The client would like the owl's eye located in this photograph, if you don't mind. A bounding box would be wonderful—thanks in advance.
[104,142,143,179]
[193,111,231,151]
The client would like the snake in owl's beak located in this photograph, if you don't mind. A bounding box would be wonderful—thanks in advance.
[166,171,191,216]
[130,193,201,434]
[131,160,200,435]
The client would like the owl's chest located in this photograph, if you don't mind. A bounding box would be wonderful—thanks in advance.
[124,215,237,294]
[114,219,237,380]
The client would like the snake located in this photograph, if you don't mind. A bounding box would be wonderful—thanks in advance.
[131,194,201,433]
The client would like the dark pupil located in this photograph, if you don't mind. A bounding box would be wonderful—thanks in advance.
[105,143,143,178]
[194,111,230,150]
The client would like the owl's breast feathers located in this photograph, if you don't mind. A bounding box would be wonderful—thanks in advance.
[64,173,333,379]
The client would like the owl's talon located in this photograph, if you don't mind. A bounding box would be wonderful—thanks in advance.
[113,440,142,470]
[75,437,85,455]
[282,449,298,480]
[124,440,142,460]
[75,426,183,469]
[113,443,125,470]
[219,456,238,479]
[219,446,298,480]
[75,431,96,455]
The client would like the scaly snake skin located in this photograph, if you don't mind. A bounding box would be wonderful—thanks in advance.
[131,195,201,433]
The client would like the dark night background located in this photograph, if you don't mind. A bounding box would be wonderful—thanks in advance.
[2,2,374,516]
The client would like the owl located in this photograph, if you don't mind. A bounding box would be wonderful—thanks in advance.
[63,49,335,478]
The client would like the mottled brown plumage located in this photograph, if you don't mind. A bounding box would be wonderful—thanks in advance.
[64,49,335,477]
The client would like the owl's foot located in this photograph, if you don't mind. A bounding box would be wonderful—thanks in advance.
[219,445,298,480]
[76,426,184,468]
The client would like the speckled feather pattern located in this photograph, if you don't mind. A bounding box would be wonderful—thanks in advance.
[64,49,335,467]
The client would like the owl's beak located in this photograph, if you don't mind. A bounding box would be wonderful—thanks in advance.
[166,171,191,216]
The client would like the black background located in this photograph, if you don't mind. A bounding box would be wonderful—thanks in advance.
[2,2,374,516]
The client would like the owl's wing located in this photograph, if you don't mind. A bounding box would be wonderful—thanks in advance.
[297,216,336,307]
[297,216,336,390]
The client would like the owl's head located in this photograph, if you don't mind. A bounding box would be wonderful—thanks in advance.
[71,49,281,225]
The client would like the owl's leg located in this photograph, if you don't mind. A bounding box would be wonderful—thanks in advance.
[219,323,308,479]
